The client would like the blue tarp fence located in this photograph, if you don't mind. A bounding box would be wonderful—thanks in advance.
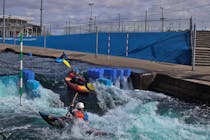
[0,31,191,65]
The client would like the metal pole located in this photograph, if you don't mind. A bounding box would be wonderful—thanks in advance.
[118,13,121,32]
[126,33,129,56]
[95,26,98,57]
[69,19,71,35]
[19,32,23,106]
[40,0,43,35]
[88,2,94,32]
[2,0,6,43]
[44,25,46,48]
[189,17,192,31]
[145,9,148,32]
[94,16,96,31]
[65,21,67,35]
[44,35,46,48]
[160,7,164,32]
[190,17,193,50]
[49,24,51,35]
[192,24,196,71]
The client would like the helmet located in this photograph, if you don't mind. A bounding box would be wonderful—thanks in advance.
[69,72,74,78]
[74,67,79,74]
[76,102,84,109]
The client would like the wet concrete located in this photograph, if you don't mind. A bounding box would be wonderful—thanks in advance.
[149,73,210,104]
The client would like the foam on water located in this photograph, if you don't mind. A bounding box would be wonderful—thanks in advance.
[89,84,210,140]
[0,75,210,140]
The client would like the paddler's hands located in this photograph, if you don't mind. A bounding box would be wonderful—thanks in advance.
[70,103,74,110]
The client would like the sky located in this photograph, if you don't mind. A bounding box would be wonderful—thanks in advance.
[0,0,210,34]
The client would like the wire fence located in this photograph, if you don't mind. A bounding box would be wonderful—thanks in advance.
[58,18,191,35]
[0,17,191,37]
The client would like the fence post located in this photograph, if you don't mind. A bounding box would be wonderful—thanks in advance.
[190,17,193,69]
[43,25,46,48]
[44,34,46,48]
[190,17,193,51]
[108,32,110,58]
[189,17,192,31]
[95,26,98,57]
[126,33,129,57]
[192,24,196,71]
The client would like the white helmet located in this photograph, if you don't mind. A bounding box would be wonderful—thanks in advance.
[76,102,84,109]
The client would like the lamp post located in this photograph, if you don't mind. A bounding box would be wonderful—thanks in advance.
[145,9,148,32]
[160,7,164,32]
[88,2,94,32]
[118,13,121,32]
[40,0,43,35]
[2,0,6,43]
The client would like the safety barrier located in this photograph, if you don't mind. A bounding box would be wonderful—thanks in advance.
[23,69,40,98]
[23,69,35,82]
[1,32,191,65]
[87,68,131,86]
[98,78,112,86]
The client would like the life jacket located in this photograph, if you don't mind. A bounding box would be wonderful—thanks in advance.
[72,110,88,121]
[73,110,84,119]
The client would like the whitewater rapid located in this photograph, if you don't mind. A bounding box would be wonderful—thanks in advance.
[0,75,210,140]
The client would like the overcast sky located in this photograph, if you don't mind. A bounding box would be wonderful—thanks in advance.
[1,0,210,34]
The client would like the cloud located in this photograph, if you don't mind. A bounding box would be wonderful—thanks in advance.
[0,0,209,34]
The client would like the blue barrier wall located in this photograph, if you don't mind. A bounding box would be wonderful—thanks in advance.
[1,31,191,65]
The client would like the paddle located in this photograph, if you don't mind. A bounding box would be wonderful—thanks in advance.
[66,92,78,116]
[71,92,78,106]
[63,59,71,68]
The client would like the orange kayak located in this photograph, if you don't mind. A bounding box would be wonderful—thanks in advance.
[65,77,95,93]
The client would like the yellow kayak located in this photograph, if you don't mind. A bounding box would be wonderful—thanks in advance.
[63,59,71,68]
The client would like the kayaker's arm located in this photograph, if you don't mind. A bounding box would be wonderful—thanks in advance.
[66,92,78,116]
[84,112,88,121]
[65,104,74,116]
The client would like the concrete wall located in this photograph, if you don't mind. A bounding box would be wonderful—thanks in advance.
[131,72,210,104]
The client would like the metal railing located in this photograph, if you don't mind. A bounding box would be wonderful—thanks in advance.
[62,18,191,35]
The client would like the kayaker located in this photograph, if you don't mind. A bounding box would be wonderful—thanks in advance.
[60,51,69,60]
[66,102,89,124]
[68,70,86,85]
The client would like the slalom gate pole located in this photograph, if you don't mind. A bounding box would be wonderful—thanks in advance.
[19,32,23,106]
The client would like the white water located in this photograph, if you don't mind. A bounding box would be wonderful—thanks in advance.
[0,75,210,140]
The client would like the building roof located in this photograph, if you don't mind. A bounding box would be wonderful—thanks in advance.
[0,15,33,21]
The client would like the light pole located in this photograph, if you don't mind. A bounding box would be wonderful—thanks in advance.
[88,2,94,32]
[145,9,148,32]
[118,13,121,32]
[160,7,164,32]
[40,0,43,35]
[2,0,6,43]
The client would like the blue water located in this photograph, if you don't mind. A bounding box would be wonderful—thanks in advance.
[0,75,210,140]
